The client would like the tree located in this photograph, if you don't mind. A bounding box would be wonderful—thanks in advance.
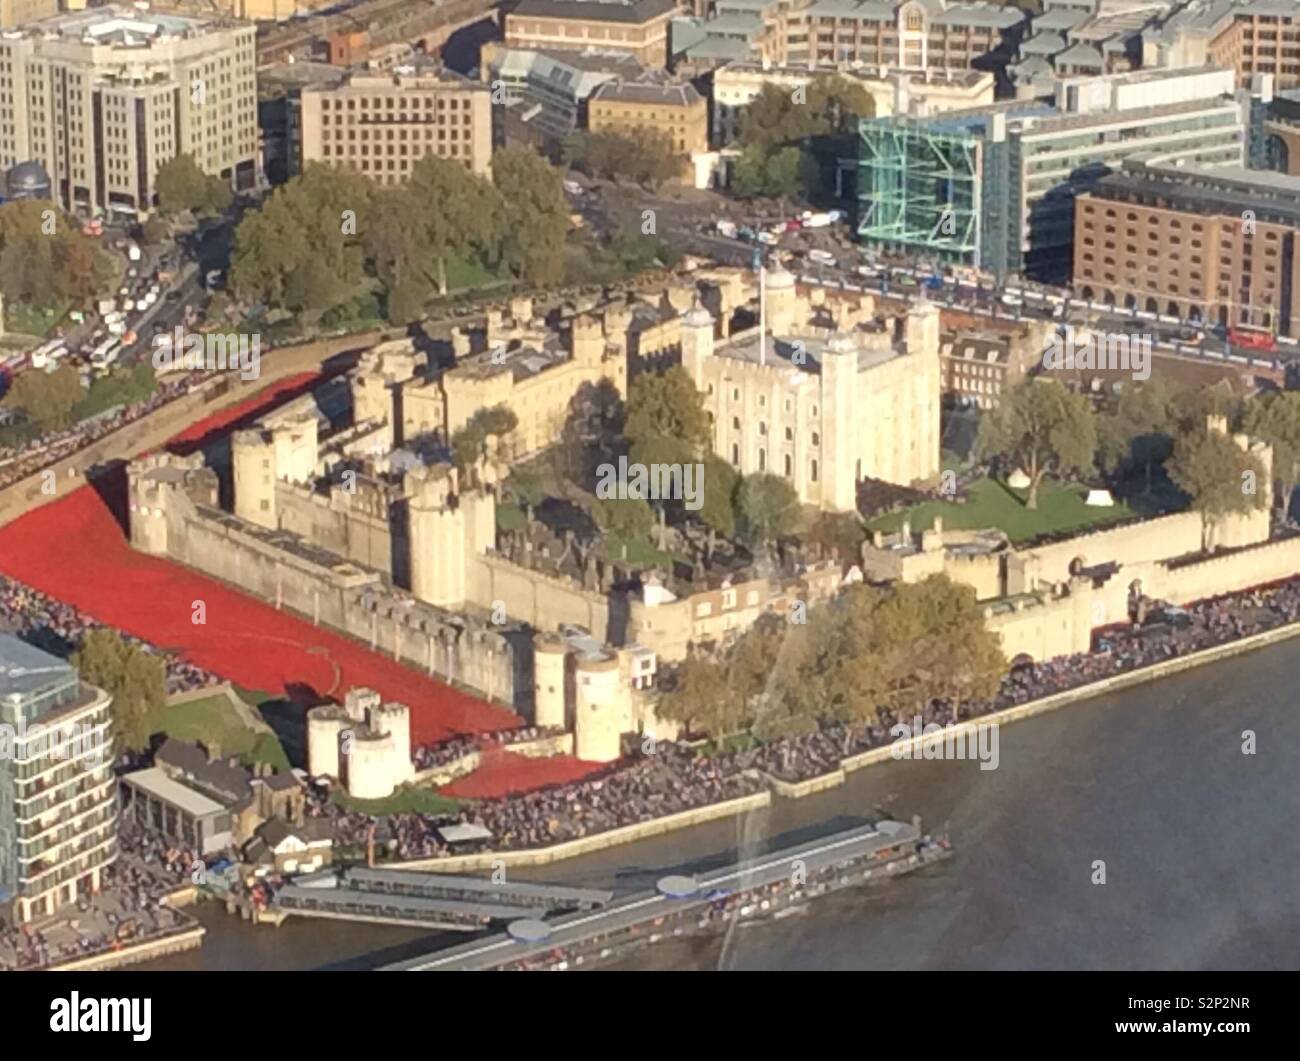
[736,473,800,545]
[735,75,875,200]
[230,164,373,320]
[1242,390,1300,516]
[0,200,113,312]
[976,379,1097,509]
[656,654,746,737]
[557,378,625,487]
[72,628,166,754]
[806,510,866,562]
[564,128,680,187]
[591,491,655,557]
[493,147,569,285]
[624,367,711,459]
[697,455,738,556]
[2,364,84,429]
[1168,423,1268,549]
[155,153,231,216]
[1097,377,1179,494]
[408,156,504,295]
[508,465,549,523]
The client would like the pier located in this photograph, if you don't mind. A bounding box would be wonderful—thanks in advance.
[385,820,943,971]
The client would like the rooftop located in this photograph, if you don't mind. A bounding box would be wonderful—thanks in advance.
[510,0,678,23]
[0,634,75,703]
[122,767,226,820]
[8,5,230,43]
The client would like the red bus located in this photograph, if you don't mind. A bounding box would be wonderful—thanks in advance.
[1227,327,1276,353]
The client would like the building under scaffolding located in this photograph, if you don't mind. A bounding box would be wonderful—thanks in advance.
[858,120,983,267]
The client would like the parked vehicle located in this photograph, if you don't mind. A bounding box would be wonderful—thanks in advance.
[808,250,837,266]
[716,220,738,239]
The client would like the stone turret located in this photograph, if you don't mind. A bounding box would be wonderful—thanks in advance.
[680,300,715,390]
[406,464,495,608]
[533,634,568,729]
[232,429,277,529]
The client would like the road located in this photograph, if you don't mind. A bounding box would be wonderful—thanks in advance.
[0,331,384,528]
[569,180,1291,378]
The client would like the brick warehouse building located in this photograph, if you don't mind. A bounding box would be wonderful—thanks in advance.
[1072,156,1300,338]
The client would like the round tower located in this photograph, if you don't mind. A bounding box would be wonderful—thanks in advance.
[346,730,399,800]
[306,706,350,779]
[765,264,797,336]
[232,429,277,529]
[371,702,413,781]
[574,653,624,763]
[680,301,715,391]
[533,634,568,729]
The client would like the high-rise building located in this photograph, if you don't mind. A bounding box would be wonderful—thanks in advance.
[858,67,1250,282]
[0,635,116,925]
[299,67,494,181]
[0,7,258,214]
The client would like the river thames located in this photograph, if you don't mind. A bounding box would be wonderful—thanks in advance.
[142,637,1300,971]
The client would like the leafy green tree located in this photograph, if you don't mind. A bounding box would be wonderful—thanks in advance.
[1242,390,1300,515]
[408,156,504,295]
[508,465,549,523]
[2,364,84,429]
[592,491,656,557]
[1097,377,1179,494]
[624,366,712,544]
[1169,423,1268,548]
[697,454,737,556]
[230,164,373,320]
[976,379,1097,509]
[736,473,800,545]
[656,654,744,737]
[72,628,166,754]
[0,200,113,312]
[493,147,568,285]
[155,153,232,216]
[564,128,681,187]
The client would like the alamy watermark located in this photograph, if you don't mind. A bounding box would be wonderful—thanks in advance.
[152,325,261,381]
[0,716,109,766]
[889,716,1000,771]
[1041,326,1150,381]
[595,456,704,511]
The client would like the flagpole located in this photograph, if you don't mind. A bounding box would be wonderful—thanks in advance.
[759,258,766,367]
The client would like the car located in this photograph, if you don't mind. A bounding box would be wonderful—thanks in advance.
[808,250,837,266]
[166,290,183,301]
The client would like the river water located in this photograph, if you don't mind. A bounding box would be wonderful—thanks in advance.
[142,639,1300,971]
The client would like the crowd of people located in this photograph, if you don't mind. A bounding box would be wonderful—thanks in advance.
[0,370,211,491]
[0,572,219,695]
[0,819,194,971]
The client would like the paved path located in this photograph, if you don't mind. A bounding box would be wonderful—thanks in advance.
[0,331,386,528]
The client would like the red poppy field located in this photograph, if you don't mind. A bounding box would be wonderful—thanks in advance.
[0,374,607,796]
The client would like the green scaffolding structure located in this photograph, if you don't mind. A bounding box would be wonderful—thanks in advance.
[857,119,982,266]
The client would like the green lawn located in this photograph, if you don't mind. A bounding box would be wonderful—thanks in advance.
[155,692,291,772]
[332,787,461,817]
[442,256,499,292]
[496,501,526,532]
[866,477,1139,544]
[5,300,71,338]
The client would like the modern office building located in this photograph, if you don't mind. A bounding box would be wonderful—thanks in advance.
[483,44,644,145]
[858,67,1251,282]
[299,66,493,182]
[1073,157,1300,336]
[0,7,258,214]
[0,635,116,925]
